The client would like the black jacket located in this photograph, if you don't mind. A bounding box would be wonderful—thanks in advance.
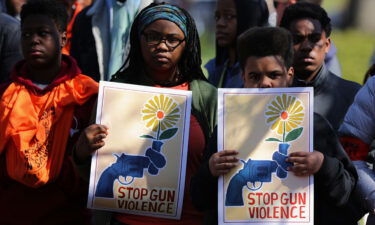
[191,113,361,225]
[0,13,22,83]
[70,7,100,82]
[293,64,361,131]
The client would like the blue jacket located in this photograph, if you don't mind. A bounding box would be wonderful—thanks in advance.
[205,58,243,88]
[340,76,375,144]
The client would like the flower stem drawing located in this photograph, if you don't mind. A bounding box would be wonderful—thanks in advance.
[265,93,305,178]
[140,94,181,174]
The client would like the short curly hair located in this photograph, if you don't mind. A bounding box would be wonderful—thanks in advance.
[237,27,294,70]
[280,2,331,37]
[20,0,68,32]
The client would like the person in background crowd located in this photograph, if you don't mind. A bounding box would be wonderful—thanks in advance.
[76,0,91,8]
[275,0,342,76]
[58,0,84,55]
[0,0,98,224]
[274,0,322,25]
[3,0,26,19]
[0,0,5,11]
[265,0,277,27]
[280,2,361,131]
[205,0,269,88]
[70,0,153,81]
[73,3,216,225]
[370,49,375,67]
[363,63,375,84]
[191,26,359,225]
[0,12,23,83]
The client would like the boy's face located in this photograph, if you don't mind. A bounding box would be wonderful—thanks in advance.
[288,18,330,81]
[21,14,66,68]
[242,55,294,88]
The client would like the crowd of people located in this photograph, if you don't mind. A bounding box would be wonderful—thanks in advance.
[0,0,374,225]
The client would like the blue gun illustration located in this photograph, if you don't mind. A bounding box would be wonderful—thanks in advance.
[272,143,293,178]
[225,143,293,206]
[95,141,167,198]
[95,154,150,198]
[146,140,166,175]
[225,159,278,206]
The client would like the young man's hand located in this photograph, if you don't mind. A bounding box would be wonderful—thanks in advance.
[75,124,109,162]
[286,151,324,177]
[209,150,239,177]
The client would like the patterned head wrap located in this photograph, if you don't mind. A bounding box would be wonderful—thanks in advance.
[138,4,188,38]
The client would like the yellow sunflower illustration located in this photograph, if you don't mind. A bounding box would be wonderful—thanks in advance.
[142,95,180,132]
[265,94,305,135]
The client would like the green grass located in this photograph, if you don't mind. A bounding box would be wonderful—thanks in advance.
[322,0,375,84]
[322,0,348,12]
[331,29,375,84]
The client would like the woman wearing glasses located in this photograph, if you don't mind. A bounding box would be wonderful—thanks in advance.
[75,3,217,225]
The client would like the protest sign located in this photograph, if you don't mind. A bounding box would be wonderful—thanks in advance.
[218,87,314,225]
[88,81,192,219]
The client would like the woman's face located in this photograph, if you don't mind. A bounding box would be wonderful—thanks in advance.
[140,19,186,78]
[215,0,237,47]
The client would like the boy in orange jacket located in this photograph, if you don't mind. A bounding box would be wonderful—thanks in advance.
[0,0,98,224]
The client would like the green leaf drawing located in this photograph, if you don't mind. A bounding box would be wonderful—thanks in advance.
[159,128,178,140]
[140,135,155,139]
[285,127,303,142]
[265,138,282,142]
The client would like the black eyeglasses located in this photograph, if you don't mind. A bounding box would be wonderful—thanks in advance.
[142,32,185,50]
